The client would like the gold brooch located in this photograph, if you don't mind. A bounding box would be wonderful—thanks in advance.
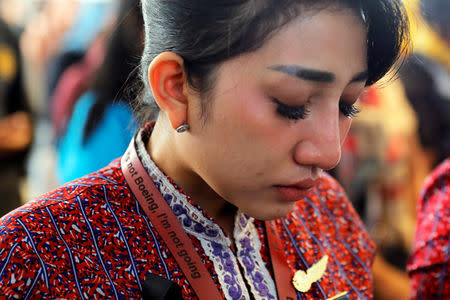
[292,255,329,293]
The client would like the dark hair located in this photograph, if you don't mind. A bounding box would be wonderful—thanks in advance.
[82,0,143,143]
[400,54,450,166]
[137,0,410,124]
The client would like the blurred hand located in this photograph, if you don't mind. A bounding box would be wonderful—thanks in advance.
[0,111,33,155]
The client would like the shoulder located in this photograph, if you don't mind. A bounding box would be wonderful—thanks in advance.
[290,172,376,255]
[301,172,370,233]
[302,172,357,215]
[0,159,128,254]
[289,171,375,252]
[1,158,126,231]
[282,173,376,298]
[0,159,136,297]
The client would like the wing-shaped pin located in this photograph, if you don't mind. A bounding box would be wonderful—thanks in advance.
[292,255,329,293]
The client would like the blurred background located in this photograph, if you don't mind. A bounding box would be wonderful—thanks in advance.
[0,0,448,299]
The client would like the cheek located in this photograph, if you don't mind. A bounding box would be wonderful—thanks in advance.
[226,87,282,141]
[206,87,289,178]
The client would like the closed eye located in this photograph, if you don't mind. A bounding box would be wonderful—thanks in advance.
[339,101,360,118]
[272,98,310,121]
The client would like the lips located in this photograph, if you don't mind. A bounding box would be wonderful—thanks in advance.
[275,179,316,202]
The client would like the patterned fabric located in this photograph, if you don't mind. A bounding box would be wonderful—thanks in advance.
[407,158,450,300]
[135,126,275,300]
[0,127,376,299]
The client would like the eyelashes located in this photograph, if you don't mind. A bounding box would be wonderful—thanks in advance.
[273,98,310,120]
[339,101,360,118]
[273,98,360,121]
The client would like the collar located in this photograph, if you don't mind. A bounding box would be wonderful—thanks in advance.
[134,125,277,300]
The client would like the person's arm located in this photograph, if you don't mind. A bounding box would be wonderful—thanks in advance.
[372,253,410,300]
[0,220,47,298]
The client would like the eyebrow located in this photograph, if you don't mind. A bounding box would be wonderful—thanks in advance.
[268,65,368,84]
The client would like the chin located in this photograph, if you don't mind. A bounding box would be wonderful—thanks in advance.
[245,202,296,221]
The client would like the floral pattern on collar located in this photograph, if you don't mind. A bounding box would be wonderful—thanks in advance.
[135,127,277,300]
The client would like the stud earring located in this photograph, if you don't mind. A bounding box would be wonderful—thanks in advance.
[176,124,190,133]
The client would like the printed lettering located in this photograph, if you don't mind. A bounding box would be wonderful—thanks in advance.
[157,213,170,229]
[184,255,192,263]
[160,218,170,229]
[127,162,138,177]
[167,230,184,248]
[135,177,144,185]
[178,249,200,279]
[148,203,158,212]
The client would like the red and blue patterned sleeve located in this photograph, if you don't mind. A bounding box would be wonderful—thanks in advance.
[407,158,450,300]
[0,213,53,298]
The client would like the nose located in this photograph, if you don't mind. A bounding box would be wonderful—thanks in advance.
[293,110,345,171]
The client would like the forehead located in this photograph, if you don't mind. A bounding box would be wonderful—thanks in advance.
[241,8,367,84]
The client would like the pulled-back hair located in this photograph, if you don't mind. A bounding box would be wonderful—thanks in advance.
[136,0,410,124]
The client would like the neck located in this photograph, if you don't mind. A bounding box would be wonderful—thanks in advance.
[148,120,237,237]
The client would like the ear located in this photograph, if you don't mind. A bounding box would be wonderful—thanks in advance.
[148,52,188,130]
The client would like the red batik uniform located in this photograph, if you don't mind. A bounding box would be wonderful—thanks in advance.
[407,158,450,300]
[0,127,376,299]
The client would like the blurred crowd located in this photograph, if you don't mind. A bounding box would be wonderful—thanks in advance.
[0,0,448,299]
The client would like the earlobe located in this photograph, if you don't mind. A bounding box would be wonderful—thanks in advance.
[148,52,189,130]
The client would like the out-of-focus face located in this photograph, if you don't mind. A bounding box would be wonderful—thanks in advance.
[183,7,368,220]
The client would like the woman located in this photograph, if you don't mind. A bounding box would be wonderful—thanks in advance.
[0,0,409,299]
[55,0,142,183]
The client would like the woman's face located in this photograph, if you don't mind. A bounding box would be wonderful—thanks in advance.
[184,8,368,220]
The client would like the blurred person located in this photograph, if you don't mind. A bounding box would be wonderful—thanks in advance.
[334,83,415,300]
[0,18,33,216]
[19,0,111,71]
[21,1,117,198]
[335,2,449,298]
[50,31,107,140]
[407,158,449,299]
[0,0,410,299]
[400,0,450,299]
[19,0,79,68]
[19,0,114,116]
[0,0,31,32]
[55,0,141,183]
[400,0,450,172]
[46,0,115,101]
